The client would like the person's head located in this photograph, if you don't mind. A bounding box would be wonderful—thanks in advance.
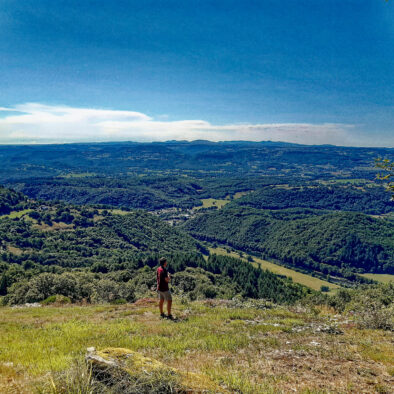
[159,257,167,268]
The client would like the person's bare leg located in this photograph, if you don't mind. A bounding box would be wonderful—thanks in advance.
[159,298,164,314]
[167,300,172,316]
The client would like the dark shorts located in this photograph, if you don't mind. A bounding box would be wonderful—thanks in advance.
[158,290,172,301]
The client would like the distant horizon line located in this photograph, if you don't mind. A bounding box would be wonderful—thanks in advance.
[0,139,393,150]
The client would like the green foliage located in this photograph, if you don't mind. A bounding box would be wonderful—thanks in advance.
[3,143,393,212]
[345,282,394,330]
[325,283,394,331]
[184,205,394,276]
[205,254,311,303]
[0,273,8,295]
[171,267,240,300]
[2,248,311,305]
[111,298,127,304]
[41,294,71,305]
[0,209,202,270]
[3,272,136,305]
[376,157,394,199]
[236,184,393,214]
[0,185,29,215]
[1,142,392,183]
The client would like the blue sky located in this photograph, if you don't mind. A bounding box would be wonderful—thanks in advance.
[0,0,393,146]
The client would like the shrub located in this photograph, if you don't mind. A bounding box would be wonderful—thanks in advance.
[4,272,136,305]
[41,295,72,305]
[111,298,127,305]
[329,288,353,312]
[346,283,394,330]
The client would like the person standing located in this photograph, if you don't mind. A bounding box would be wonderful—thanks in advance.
[157,257,173,319]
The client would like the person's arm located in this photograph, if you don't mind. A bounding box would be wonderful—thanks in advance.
[165,272,171,283]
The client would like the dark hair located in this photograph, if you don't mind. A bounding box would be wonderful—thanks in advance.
[159,257,167,266]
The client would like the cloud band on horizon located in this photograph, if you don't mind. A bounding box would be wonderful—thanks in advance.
[0,102,385,147]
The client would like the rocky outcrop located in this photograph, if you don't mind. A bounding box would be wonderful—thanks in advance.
[86,347,226,393]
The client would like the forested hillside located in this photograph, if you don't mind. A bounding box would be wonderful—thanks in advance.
[1,141,392,181]
[10,176,203,210]
[183,205,394,276]
[236,184,394,214]
[8,175,281,210]
[1,141,393,301]
[0,202,202,267]
[0,187,29,214]
[0,186,310,305]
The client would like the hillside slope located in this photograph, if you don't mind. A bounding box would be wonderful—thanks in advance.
[0,208,202,268]
[0,187,310,305]
[183,206,394,275]
[236,184,394,215]
[0,186,28,214]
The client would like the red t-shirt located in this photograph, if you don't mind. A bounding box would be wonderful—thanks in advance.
[157,266,169,292]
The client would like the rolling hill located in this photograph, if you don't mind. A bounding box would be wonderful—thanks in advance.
[183,205,394,277]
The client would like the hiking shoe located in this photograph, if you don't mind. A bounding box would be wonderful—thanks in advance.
[166,314,175,320]
[160,313,167,319]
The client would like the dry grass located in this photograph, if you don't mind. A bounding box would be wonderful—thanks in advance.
[97,209,131,215]
[0,300,393,393]
[361,274,394,284]
[33,222,74,231]
[233,191,252,199]
[6,245,25,256]
[194,198,230,210]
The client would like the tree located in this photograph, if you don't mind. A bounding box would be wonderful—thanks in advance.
[0,274,7,295]
[376,158,394,199]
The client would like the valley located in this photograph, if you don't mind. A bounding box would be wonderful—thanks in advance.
[0,141,393,393]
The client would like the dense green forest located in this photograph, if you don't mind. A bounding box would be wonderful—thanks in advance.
[8,175,283,210]
[0,186,310,305]
[10,176,203,210]
[183,205,394,275]
[1,141,392,182]
[236,184,394,214]
[0,200,202,272]
[2,142,392,214]
[8,175,393,214]
[2,254,310,306]
[0,186,29,214]
[0,141,393,305]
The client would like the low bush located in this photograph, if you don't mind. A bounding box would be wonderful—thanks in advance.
[3,272,136,305]
[41,294,71,305]
[345,283,394,330]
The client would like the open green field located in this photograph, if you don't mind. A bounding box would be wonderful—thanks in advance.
[0,209,33,219]
[209,247,340,292]
[97,208,131,215]
[233,191,252,199]
[361,273,394,284]
[0,301,392,393]
[194,198,230,210]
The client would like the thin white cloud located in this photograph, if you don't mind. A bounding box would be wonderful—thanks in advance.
[0,102,386,147]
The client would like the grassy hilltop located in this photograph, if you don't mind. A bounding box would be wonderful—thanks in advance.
[1,299,393,393]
